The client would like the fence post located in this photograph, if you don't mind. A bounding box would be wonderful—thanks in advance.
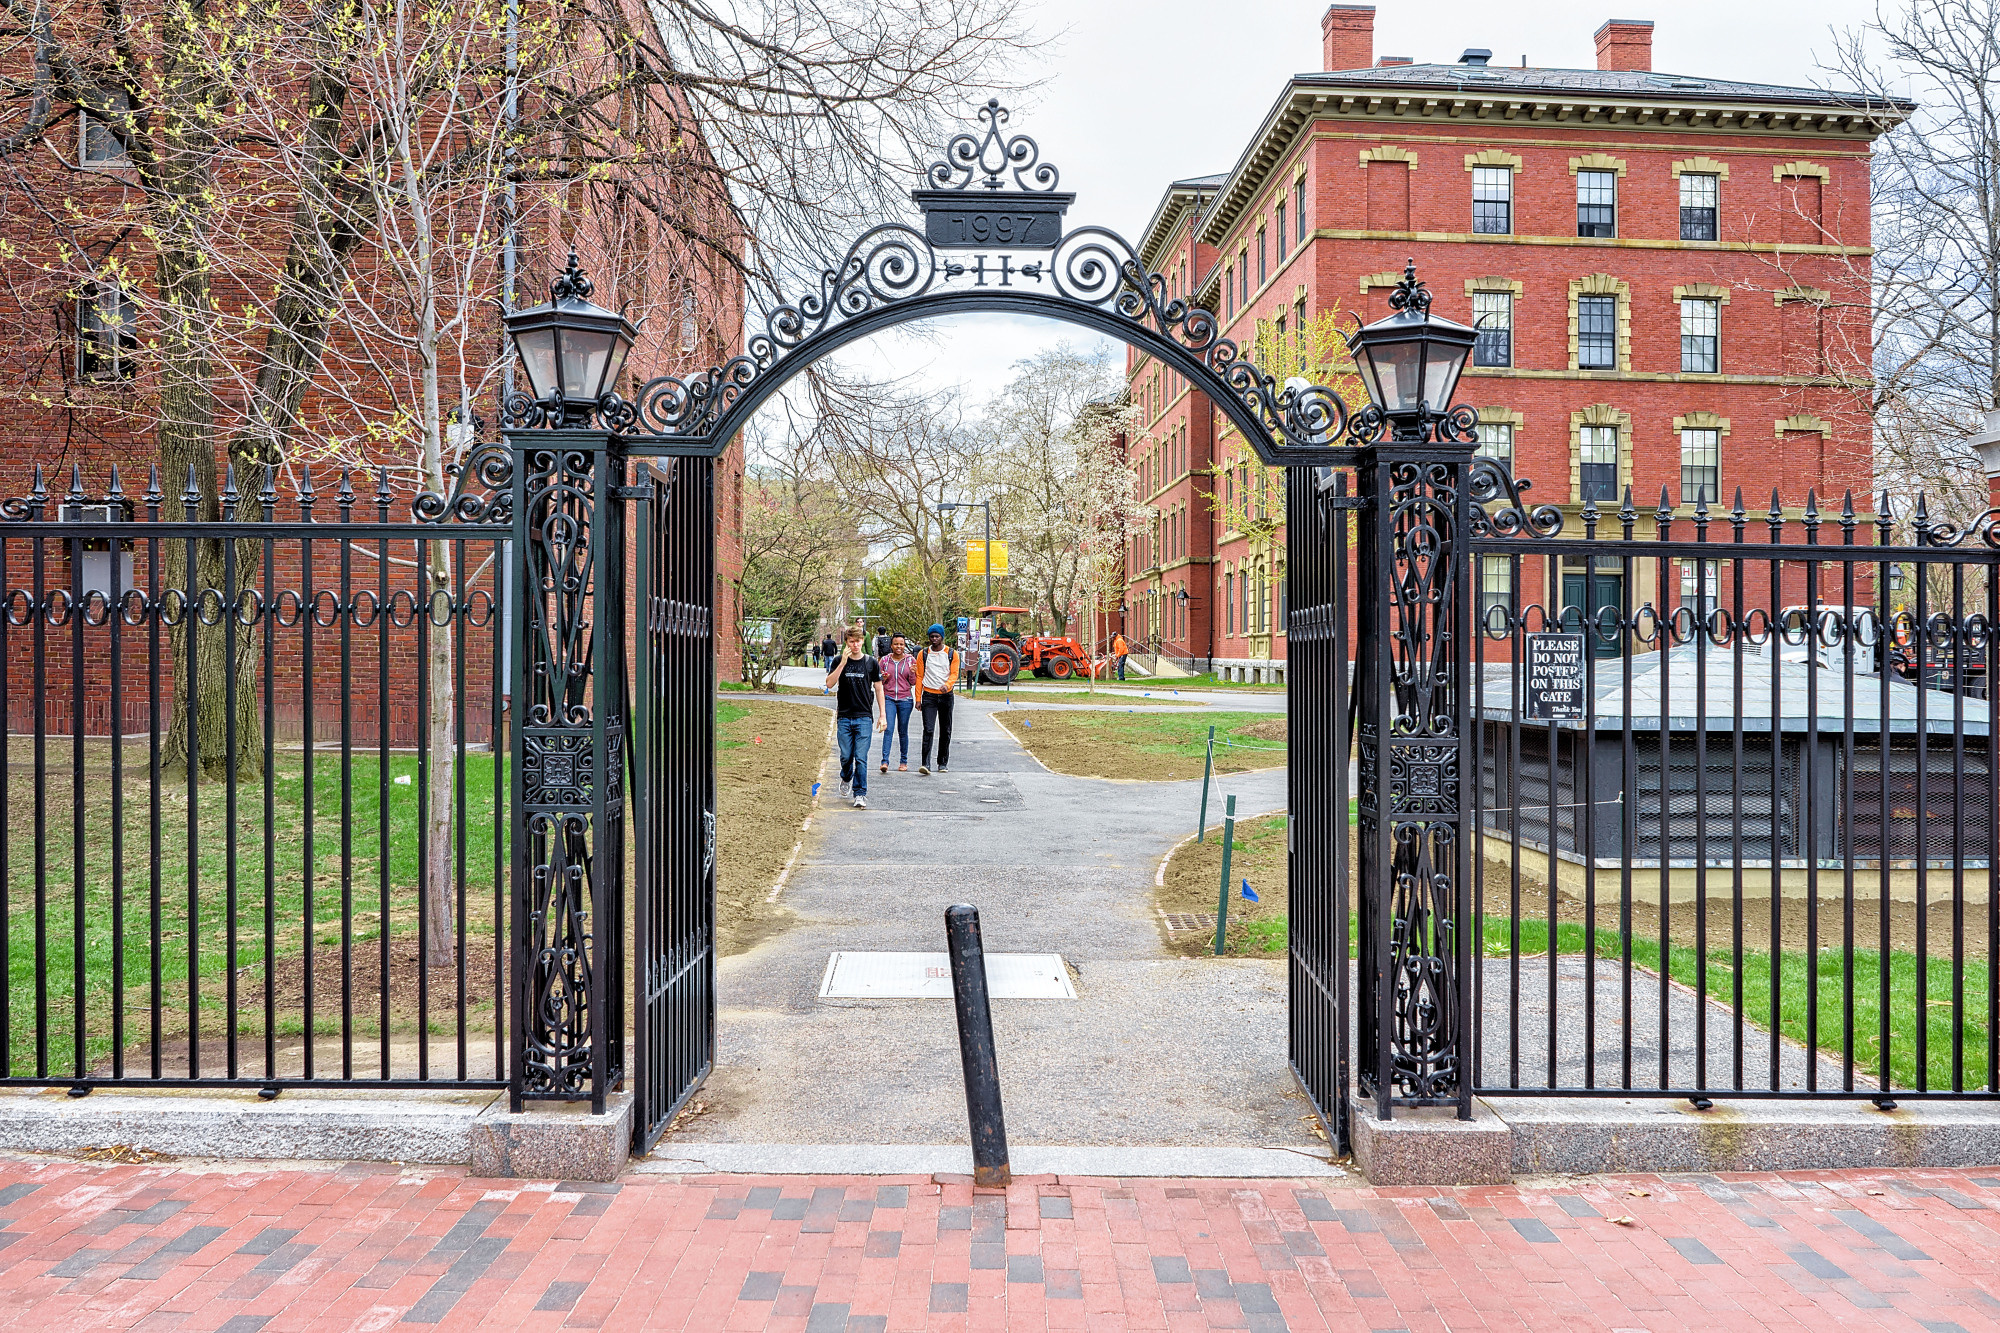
[1197,725,1216,842]
[1354,417,1477,1124]
[508,426,628,1116]
[1213,794,1236,955]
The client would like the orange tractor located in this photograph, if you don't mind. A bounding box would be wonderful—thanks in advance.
[976,605,1102,684]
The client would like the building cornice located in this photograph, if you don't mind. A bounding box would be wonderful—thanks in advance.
[1198,76,1907,247]
[1136,178,1224,272]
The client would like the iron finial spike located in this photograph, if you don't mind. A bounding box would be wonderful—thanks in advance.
[182,463,201,506]
[66,461,83,502]
[1657,483,1673,514]
[106,463,122,500]
[222,461,238,497]
[144,464,162,511]
[1843,488,1856,518]
[1804,488,1820,518]
[1769,487,1784,518]
[1914,491,1930,521]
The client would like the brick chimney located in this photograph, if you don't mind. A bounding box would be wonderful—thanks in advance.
[1322,5,1375,72]
[1594,19,1653,71]
[1376,56,1412,67]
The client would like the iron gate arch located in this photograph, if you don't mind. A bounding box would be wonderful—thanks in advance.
[430,99,1494,1154]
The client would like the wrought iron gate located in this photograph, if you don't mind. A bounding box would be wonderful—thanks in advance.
[1287,467,1352,1148]
[631,458,717,1150]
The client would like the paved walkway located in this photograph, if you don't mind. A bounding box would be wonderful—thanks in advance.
[4,1157,1999,1330]
[690,684,1303,1152]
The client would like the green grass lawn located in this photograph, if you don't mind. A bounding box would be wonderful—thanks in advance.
[0,737,507,1077]
[997,710,1286,780]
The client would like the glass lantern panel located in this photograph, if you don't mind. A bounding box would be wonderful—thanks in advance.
[602,336,631,393]
[1363,339,1425,415]
[558,327,617,398]
[513,327,559,402]
[1421,339,1469,414]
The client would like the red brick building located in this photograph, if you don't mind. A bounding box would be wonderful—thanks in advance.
[0,3,749,731]
[1112,9,1900,681]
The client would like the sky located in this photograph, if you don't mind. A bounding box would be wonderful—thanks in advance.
[818,0,1888,408]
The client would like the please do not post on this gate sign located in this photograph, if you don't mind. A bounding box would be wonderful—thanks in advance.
[1522,633,1587,721]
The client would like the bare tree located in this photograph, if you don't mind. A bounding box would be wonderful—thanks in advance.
[974,344,1142,639]
[735,449,862,690]
[1825,0,1995,522]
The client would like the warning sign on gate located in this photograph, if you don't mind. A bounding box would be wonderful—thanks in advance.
[1523,633,1587,721]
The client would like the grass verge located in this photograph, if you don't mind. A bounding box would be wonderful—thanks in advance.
[995,710,1286,780]
[715,698,826,954]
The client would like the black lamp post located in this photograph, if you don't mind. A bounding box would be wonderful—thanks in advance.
[1345,258,1480,1130]
[504,251,637,427]
[1344,261,1478,439]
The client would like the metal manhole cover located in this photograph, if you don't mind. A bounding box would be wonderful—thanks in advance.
[1161,913,1216,933]
[818,952,1076,999]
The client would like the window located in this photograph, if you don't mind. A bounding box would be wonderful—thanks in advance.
[1256,227,1266,286]
[1472,166,1512,234]
[1275,313,1286,347]
[1679,558,1719,622]
[1680,427,1720,505]
[79,90,132,168]
[1479,556,1514,628]
[1472,291,1512,367]
[1225,570,1235,634]
[1579,425,1618,502]
[1679,173,1718,241]
[1275,202,1286,254]
[1474,421,1514,472]
[79,283,138,380]
[1577,295,1616,369]
[1680,298,1719,373]
[1225,266,1235,317]
[1576,169,1616,238]
[1295,178,1307,243]
[1238,249,1248,307]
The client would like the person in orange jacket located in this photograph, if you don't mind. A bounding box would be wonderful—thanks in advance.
[915,623,959,775]
[1110,630,1130,682]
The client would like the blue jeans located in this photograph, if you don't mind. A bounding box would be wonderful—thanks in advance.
[879,696,912,765]
[837,715,872,795]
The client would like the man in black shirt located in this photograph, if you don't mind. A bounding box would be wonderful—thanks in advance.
[824,625,884,808]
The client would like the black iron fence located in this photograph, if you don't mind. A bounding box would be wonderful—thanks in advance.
[0,464,510,1091]
[1471,488,2000,1104]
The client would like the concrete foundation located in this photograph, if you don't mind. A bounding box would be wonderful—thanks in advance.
[468,1091,633,1183]
[1347,1091,1512,1186]
[0,1084,635,1181]
[1503,1096,2000,1176]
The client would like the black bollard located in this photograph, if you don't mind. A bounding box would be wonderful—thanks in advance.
[944,904,1011,1188]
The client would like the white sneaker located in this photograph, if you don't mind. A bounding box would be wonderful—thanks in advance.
[852,795,866,808]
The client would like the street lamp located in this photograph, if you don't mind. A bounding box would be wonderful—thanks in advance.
[1344,260,1477,437]
[937,499,994,610]
[505,251,637,427]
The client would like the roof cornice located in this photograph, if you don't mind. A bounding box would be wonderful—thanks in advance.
[1136,179,1221,271]
[1197,75,1913,247]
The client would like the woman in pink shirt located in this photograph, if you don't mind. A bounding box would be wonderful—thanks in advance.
[878,634,918,772]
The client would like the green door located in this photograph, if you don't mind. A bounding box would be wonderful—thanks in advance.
[1560,571,1625,658]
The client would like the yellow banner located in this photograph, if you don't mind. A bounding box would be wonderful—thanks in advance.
[965,539,1009,575]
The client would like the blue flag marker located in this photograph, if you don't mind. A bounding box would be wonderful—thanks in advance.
[811,781,821,797]
[1241,878,1258,902]
[1024,718,1032,728]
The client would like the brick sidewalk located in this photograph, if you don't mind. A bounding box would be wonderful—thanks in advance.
[0,1160,1994,1330]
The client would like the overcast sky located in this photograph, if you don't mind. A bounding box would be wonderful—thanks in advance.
[821,0,1888,407]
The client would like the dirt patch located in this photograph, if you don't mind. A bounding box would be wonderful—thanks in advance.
[995,710,1286,781]
[716,699,826,955]
[1156,812,1292,957]
[1238,719,1287,742]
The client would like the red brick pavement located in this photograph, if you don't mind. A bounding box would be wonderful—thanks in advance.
[0,1159,1994,1330]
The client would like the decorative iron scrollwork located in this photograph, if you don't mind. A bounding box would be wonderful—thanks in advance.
[415,442,516,525]
[521,810,596,1099]
[1386,822,1460,1100]
[928,98,1060,193]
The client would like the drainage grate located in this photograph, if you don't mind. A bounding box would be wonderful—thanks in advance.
[1161,912,1216,933]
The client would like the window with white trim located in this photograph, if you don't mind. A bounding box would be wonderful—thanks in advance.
[1680,427,1720,505]
[1480,556,1514,628]
[79,283,138,381]
[1472,291,1512,367]
[1577,295,1616,370]
[1576,170,1616,238]
[1579,425,1618,502]
[1681,298,1719,373]
[1472,166,1511,234]
[1475,421,1513,471]
[1680,172,1718,241]
[79,90,132,168]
